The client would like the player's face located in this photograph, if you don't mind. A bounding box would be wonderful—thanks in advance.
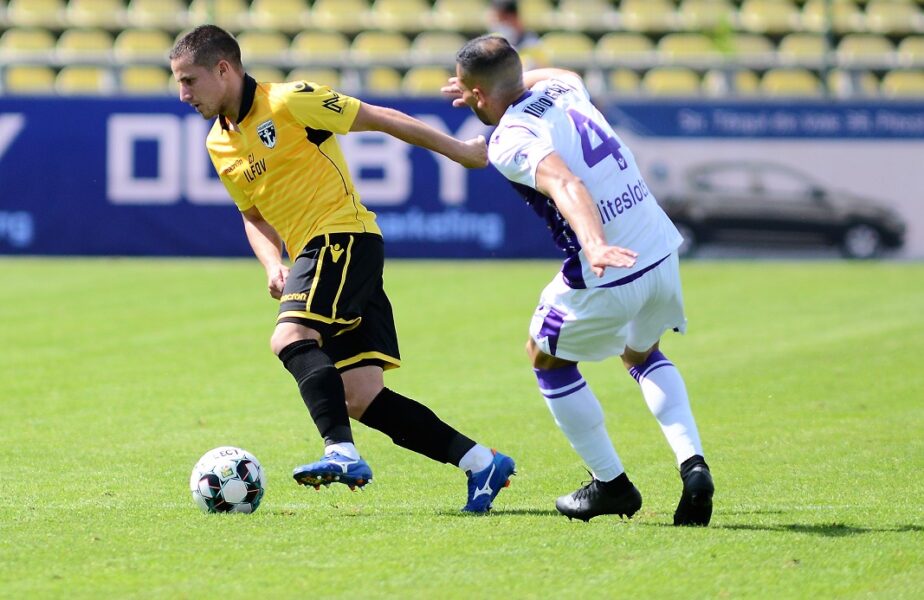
[171,56,230,120]
[455,65,494,126]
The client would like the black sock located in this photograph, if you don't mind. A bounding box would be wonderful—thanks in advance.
[598,472,633,495]
[278,340,352,446]
[680,455,709,479]
[359,387,475,465]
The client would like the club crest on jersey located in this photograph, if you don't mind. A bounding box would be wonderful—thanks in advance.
[256,119,277,149]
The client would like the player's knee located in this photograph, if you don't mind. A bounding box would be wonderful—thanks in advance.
[341,367,384,420]
[621,342,659,369]
[270,323,320,356]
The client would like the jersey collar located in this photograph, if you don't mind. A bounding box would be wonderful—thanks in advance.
[219,73,257,130]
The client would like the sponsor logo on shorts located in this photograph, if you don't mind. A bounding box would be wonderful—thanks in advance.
[281,292,308,302]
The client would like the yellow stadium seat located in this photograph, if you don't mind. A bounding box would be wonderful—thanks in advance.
[556,0,618,33]
[760,67,823,97]
[187,0,251,33]
[518,0,556,33]
[607,68,641,95]
[881,69,924,98]
[836,33,895,68]
[402,65,452,96]
[120,65,171,94]
[801,0,864,35]
[364,66,402,94]
[56,65,115,95]
[66,0,126,30]
[125,0,187,31]
[641,67,702,96]
[703,68,760,97]
[866,0,922,35]
[410,31,467,65]
[620,0,678,33]
[249,0,310,33]
[728,33,776,67]
[350,31,411,66]
[778,33,829,67]
[287,68,342,90]
[678,0,736,31]
[311,0,371,34]
[537,32,594,67]
[3,65,57,94]
[248,65,285,84]
[430,0,488,32]
[657,33,721,65]
[0,28,56,60]
[595,32,656,67]
[237,30,290,65]
[290,31,351,65]
[113,28,173,64]
[368,0,431,32]
[897,36,924,67]
[827,68,879,98]
[739,0,801,35]
[6,0,65,29]
[55,28,113,63]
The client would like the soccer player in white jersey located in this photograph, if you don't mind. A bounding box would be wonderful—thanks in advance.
[445,35,714,525]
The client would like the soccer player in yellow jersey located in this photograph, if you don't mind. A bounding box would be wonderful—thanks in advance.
[170,25,515,512]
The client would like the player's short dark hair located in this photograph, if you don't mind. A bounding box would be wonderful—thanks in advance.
[456,35,522,92]
[170,25,242,69]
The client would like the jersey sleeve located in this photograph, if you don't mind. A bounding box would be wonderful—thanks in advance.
[488,118,555,189]
[277,81,361,134]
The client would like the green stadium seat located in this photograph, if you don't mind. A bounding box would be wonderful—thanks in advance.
[55,64,115,95]
[595,32,656,68]
[287,67,342,90]
[6,0,65,29]
[555,0,618,33]
[620,0,678,33]
[311,0,370,34]
[66,0,126,30]
[678,0,736,31]
[836,33,895,68]
[881,69,924,98]
[430,0,488,33]
[518,0,556,33]
[728,33,776,68]
[236,30,290,65]
[55,28,114,64]
[778,33,829,68]
[409,31,467,65]
[0,27,57,60]
[187,0,252,33]
[703,68,761,97]
[290,30,351,66]
[866,0,922,35]
[739,0,801,35]
[537,31,595,68]
[120,65,171,95]
[367,0,431,33]
[607,68,641,95]
[641,66,702,96]
[249,0,310,33]
[657,33,721,66]
[3,64,57,94]
[248,65,286,84]
[760,67,823,97]
[801,0,864,35]
[113,28,172,64]
[402,65,453,96]
[350,31,411,66]
[364,65,402,94]
[827,68,879,98]
[897,36,924,67]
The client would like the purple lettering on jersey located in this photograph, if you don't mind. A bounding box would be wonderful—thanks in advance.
[567,109,628,170]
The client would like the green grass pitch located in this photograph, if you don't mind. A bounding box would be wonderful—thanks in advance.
[1,258,922,599]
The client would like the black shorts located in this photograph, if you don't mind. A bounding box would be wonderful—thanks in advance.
[278,232,400,372]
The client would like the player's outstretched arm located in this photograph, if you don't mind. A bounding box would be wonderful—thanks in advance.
[535,152,637,277]
[241,206,289,299]
[350,102,487,169]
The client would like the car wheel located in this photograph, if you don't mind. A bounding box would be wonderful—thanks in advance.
[674,222,698,258]
[841,224,883,259]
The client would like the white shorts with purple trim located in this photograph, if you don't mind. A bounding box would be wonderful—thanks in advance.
[529,252,687,362]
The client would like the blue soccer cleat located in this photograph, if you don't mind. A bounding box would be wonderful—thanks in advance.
[462,450,516,513]
[292,451,373,491]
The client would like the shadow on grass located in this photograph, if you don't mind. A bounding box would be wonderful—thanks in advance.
[715,523,924,537]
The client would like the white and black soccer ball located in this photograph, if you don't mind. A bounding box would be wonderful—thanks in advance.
[189,446,266,514]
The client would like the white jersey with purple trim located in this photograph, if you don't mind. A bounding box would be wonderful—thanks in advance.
[489,73,682,288]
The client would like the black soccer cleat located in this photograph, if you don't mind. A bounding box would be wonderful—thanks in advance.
[673,458,714,526]
[555,476,643,522]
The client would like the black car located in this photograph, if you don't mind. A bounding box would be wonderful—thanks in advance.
[660,161,906,259]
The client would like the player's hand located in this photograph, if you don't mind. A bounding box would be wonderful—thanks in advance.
[441,77,467,109]
[585,244,638,277]
[457,135,488,169]
[266,263,289,299]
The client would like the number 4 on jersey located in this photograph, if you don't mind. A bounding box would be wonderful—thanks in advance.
[568,109,628,170]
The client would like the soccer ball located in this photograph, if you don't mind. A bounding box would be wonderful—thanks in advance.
[189,446,266,514]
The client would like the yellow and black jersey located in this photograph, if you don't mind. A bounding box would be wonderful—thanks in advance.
[206,74,381,258]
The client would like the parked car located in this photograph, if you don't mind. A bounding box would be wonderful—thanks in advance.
[660,161,906,259]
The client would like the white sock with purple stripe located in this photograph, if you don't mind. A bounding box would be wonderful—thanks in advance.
[629,350,703,466]
[534,365,625,482]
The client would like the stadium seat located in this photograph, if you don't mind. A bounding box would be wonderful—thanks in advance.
[595,32,657,67]
[55,28,114,64]
[55,65,115,95]
[66,0,126,30]
[402,65,452,96]
[290,31,351,66]
[248,65,285,84]
[641,66,702,96]
[897,36,924,67]
[778,33,829,67]
[430,0,489,32]
[703,68,761,97]
[881,69,924,97]
[518,0,556,33]
[311,0,371,34]
[350,31,411,66]
[2,65,57,94]
[866,0,922,35]
[801,0,865,35]
[236,30,290,66]
[409,31,467,65]
[0,27,57,61]
[6,0,65,29]
[287,67,342,89]
[836,33,895,68]
[364,65,403,94]
[249,0,310,33]
[367,0,431,32]
[657,33,721,65]
[187,0,252,33]
[728,33,776,68]
[739,0,801,35]
[555,0,618,33]
[120,65,171,95]
[678,0,736,31]
[113,28,172,64]
[607,68,641,95]
[619,0,679,33]
[759,67,823,97]
[125,0,187,31]
[537,32,595,68]
[827,68,879,98]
